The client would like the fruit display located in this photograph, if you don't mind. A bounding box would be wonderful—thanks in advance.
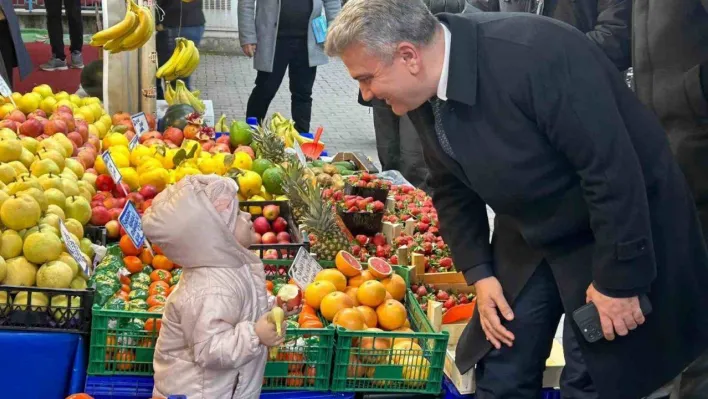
[164,80,205,113]
[306,159,356,190]
[155,38,200,82]
[410,283,475,314]
[336,195,385,214]
[89,0,155,54]
[269,113,322,149]
[252,205,291,245]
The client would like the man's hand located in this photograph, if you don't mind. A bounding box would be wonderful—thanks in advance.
[586,284,645,341]
[242,44,257,58]
[474,276,515,349]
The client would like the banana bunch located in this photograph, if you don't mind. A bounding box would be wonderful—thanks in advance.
[155,38,200,81]
[164,79,206,113]
[214,114,228,132]
[269,112,323,149]
[90,0,154,53]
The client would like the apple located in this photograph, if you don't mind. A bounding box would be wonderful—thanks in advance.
[272,217,288,233]
[201,140,216,152]
[6,110,26,123]
[255,233,262,243]
[90,200,104,208]
[109,208,122,220]
[0,119,19,132]
[143,138,165,147]
[77,149,95,169]
[139,131,162,144]
[87,134,100,150]
[103,198,119,209]
[71,140,79,156]
[53,112,75,132]
[253,216,271,235]
[127,192,145,208]
[96,175,115,192]
[105,220,120,238]
[18,119,43,138]
[114,197,127,209]
[28,110,47,119]
[75,120,89,142]
[138,185,158,200]
[90,206,111,226]
[261,232,278,244]
[113,182,130,198]
[276,284,302,311]
[210,143,231,154]
[276,231,291,243]
[93,191,111,202]
[235,145,255,159]
[163,127,184,146]
[263,249,279,260]
[67,131,84,147]
[56,105,73,115]
[44,119,68,136]
[141,198,153,212]
[263,205,280,221]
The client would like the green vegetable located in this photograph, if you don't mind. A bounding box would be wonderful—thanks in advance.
[312,160,325,167]
[332,161,356,171]
[92,274,121,307]
[142,265,154,275]
[124,317,146,331]
[104,297,127,311]
[127,299,149,311]
[130,273,151,286]
[129,289,148,301]
[273,283,284,295]
[130,282,149,292]
[340,169,355,176]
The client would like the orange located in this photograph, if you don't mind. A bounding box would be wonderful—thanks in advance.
[344,287,360,306]
[320,291,354,321]
[121,284,130,293]
[150,269,172,284]
[348,270,374,288]
[120,235,141,256]
[152,244,164,255]
[359,328,392,364]
[347,354,366,378]
[298,311,319,325]
[335,250,362,277]
[266,280,274,292]
[152,255,174,271]
[376,299,407,331]
[304,280,337,310]
[385,291,393,301]
[332,308,366,331]
[357,280,387,307]
[300,319,324,329]
[148,281,169,296]
[356,306,378,329]
[147,294,166,307]
[144,317,162,334]
[123,256,143,274]
[403,318,411,328]
[381,274,406,301]
[114,350,135,371]
[139,248,154,266]
[314,269,347,292]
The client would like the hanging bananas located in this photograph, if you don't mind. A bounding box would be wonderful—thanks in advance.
[164,79,206,113]
[90,0,154,53]
[269,112,322,149]
[155,38,200,81]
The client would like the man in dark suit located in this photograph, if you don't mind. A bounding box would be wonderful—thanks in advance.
[326,1,708,398]
[0,0,32,89]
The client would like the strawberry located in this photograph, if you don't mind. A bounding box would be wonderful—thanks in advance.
[357,180,368,187]
[389,255,398,265]
[458,295,469,304]
[344,198,357,209]
[371,201,385,212]
[372,233,387,247]
[417,285,428,296]
[420,215,431,224]
[323,188,333,198]
[436,290,450,301]
[444,298,456,309]
[361,172,374,182]
[439,257,453,269]
[345,195,357,201]
[351,245,361,255]
[356,199,368,210]
[376,246,387,257]
[422,242,433,254]
[355,235,368,246]
[347,206,358,213]
[418,222,430,232]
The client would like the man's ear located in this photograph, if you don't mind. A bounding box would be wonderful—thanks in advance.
[397,42,422,74]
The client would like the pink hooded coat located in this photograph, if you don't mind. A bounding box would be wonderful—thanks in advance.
[142,175,273,399]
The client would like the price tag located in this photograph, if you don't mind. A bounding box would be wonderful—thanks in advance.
[128,134,140,150]
[0,77,11,97]
[294,143,307,166]
[102,151,122,184]
[119,201,145,249]
[59,219,90,276]
[131,112,150,137]
[288,247,323,290]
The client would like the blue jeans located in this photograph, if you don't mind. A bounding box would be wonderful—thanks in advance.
[156,25,205,99]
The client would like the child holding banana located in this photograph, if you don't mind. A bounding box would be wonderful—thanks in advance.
[143,175,291,399]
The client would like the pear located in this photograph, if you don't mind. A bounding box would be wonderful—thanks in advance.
[19,148,35,169]
[18,188,48,212]
[0,256,6,283]
[0,190,9,210]
[39,224,60,237]
[0,291,9,316]
[0,194,41,230]
[52,133,74,159]
[7,161,28,176]
[37,149,65,171]
[38,139,68,159]
[0,231,23,259]
[64,217,85,238]
[8,175,42,194]
[21,136,39,154]
[50,294,81,322]
[78,187,92,203]
[61,178,80,197]
[44,188,67,210]
[14,291,48,310]
[64,158,85,179]
[42,213,62,230]
[80,237,95,258]
[77,180,95,196]
[46,204,66,220]
[0,138,23,162]
[38,173,63,191]
[0,163,17,185]
[30,158,60,177]
[70,276,87,289]
[60,168,78,181]
[0,128,17,140]
[58,252,79,278]
[23,229,63,264]
[81,172,97,187]
[4,256,38,287]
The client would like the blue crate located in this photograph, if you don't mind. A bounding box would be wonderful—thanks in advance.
[442,375,560,399]
[261,391,354,399]
[85,376,153,399]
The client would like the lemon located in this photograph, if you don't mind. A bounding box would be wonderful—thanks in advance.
[102,132,129,150]
[108,145,130,159]
[99,114,112,128]
[55,99,75,111]
[87,124,101,139]
[175,166,200,182]
[88,103,103,121]
[199,151,211,159]
[260,186,273,200]
[137,158,163,175]
[236,170,263,198]
[181,140,202,159]
[211,153,229,174]
[92,121,108,138]
[94,156,106,175]
[76,107,95,123]
[112,153,130,168]
[69,94,83,107]
[198,158,221,175]
[0,103,16,119]
[54,91,69,101]
[17,93,41,114]
[156,148,177,169]
[139,168,169,192]
[168,169,176,184]
[120,167,140,191]
[130,145,155,166]
[40,97,57,115]
[246,195,265,215]
[233,152,253,170]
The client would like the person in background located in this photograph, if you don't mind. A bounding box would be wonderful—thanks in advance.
[633,1,708,398]
[0,0,32,89]
[469,0,631,72]
[238,0,341,133]
[155,0,205,98]
[40,0,84,71]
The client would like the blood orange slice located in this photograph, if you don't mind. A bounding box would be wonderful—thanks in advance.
[335,250,363,277]
[367,257,393,280]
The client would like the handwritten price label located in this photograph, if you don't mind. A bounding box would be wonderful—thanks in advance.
[288,247,323,290]
[131,112,150,137]
[59,219,90,276]
[0,77,11,97]
[102,151,122,184]
[118,201,145,249]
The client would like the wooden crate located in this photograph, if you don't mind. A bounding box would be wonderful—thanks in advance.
[332,152,379,173]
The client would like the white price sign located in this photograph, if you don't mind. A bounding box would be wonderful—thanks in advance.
[131,112,150,137]
[101,151,122,184]
[59,219,90,276]
[128,134,140,150]
[288,247,323,290]
[0,77,11,97]
[294,143,307,167]
[119,201,145,249]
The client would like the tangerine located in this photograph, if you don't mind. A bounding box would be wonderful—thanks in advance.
[139,248,154,266]
[376,299,407,331]
[320,291,354,321]
[119,235,141,256]
[348,270,374,288]
[123,256,143,274]
[357,280,387,308]
[335,250,362,277]
[332,308,366,330]
[304,280,337,310]
[152,254,174,271]
[344,287,360,306]
[381,274,406,301]
[314,269,347,291]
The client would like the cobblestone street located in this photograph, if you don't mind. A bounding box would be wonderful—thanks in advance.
[192,53,379,163]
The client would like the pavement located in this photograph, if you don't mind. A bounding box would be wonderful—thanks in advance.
[192,53,379,162]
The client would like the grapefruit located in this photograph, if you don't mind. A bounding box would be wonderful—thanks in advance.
[332,308,366,331]
[367,257,393,280]
[392,340,423,363]
[4,256,38,286]
[348,270,374,288]
[356,280,387,308]
[320,291,354,321]
[381,274,406,301]
[356,305,378,328]
[335,250,362,277]
[347,354,366,378]
[376,299,407,331]
[400,356,430,387]
[344,286,360,306]
[13,291,49,311]
[314,269,347,292]
[304,280,337,310]
[359,328,392,364]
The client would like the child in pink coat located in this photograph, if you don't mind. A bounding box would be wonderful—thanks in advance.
[143,175,285,399]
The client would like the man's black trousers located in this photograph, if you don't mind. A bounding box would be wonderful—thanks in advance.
[46,0,83,60]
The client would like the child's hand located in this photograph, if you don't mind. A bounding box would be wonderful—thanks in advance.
[283,303,303,317]
[255,313,286,347]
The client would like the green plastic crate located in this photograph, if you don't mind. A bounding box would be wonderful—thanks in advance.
[88,308,162,376]
[318,261,413,288]
[330,289,449,394]
[262,321,335,391]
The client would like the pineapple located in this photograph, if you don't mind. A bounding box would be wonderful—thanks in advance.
[299,184,351,261]
[252,118,287,164]
[280,161,310,222]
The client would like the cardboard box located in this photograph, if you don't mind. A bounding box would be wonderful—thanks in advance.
[332,152,379,173]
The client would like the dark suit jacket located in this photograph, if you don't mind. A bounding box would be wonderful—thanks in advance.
[408,12,708,399]
[0,0,32,83]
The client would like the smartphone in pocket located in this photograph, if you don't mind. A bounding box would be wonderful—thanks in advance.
[573,294,652,343]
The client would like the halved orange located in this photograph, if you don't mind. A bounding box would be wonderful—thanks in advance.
[335,250,362,277]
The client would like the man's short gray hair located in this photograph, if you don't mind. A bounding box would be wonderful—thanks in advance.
[325,0,439,62]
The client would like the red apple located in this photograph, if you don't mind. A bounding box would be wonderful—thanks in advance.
[96,175,115,192]
[138,185,158,200]
[93,191,112,201]
[139,131,162,144]
[103,198,118,209]
[113,183,130,198]
[114,197,127,209]
[44,119,68,136]
[276,284,302,311]
[127,192,145,208]
[143,138,165,147]
[141,198,153,212]
[6,110,26,123]
[276,231,291,243]
[52,112,75,132]
[75,119,89,142]
[18,119,43,138]
[109,208,123,220]
[71,140,79,156]
[235,145,255,159]
[105,220,120,238]
[77,149,95,169]
[87,134,100,150]
[90,206,111,226]
[261,232,278,244]
[253,216,271,235]
[263,249,279,260]
[255,233,262,243]
[67,131,84,147]
[262,205,280,221]
[163,127,184,146]
[272,217,288,233]
[0,119,18,132]
[56,105,73,115]
[90,200,104,208]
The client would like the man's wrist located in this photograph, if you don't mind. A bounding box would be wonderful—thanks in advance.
[463,262,494,286]
[592,281,650,298]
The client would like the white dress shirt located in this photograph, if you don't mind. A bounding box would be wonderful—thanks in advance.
[437,23,452,101]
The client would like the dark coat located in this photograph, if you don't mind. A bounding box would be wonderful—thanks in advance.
[408,12,708,399]
[0,0,32,83]
[470,0,631,71]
